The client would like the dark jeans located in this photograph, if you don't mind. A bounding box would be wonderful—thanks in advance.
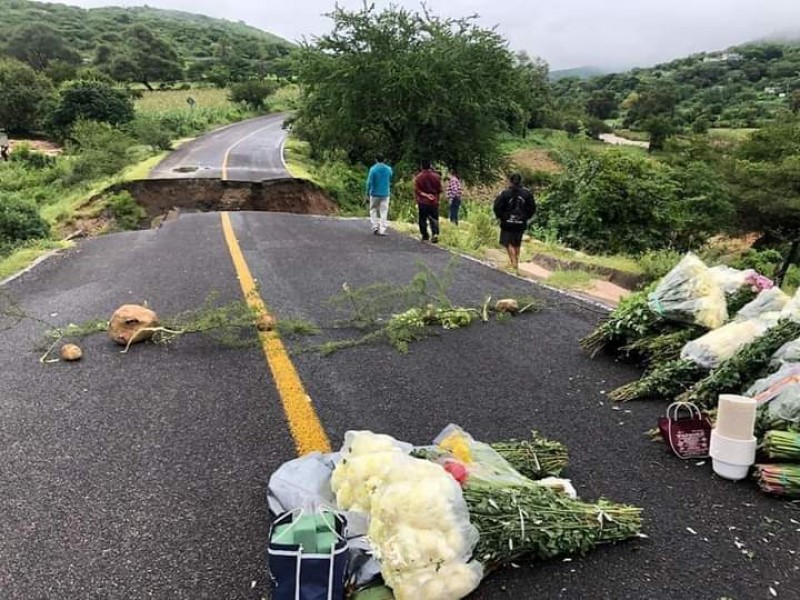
[418,203,440,240]
[448,196,461,224]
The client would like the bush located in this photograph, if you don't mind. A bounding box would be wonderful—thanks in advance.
[64,120,135,184]
[0,58,55,133]
[639,249,682,283]
[107,191,145,230]
[9,143,57,169]
[0,193,50,247]
[229,79,279,110]
[50,79,135,134]
[585,117,611,140]
[127,116,174,150]
[729,249,784,278]
[539,150,732,255]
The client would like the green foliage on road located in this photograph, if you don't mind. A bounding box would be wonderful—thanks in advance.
[293,4,546,183]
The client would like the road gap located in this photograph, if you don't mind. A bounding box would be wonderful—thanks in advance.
[94,178,337,228]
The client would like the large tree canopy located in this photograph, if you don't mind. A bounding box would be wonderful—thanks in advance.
[293,5,536,182]
[730,120,800,284]
[0,58,55,133]
[106,25,183,90]
[6,24,81,71]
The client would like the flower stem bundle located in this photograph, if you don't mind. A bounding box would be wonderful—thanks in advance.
[609,359,706,402]
[463,481,642,570]
[490,432,569,479]
[761,430,800,461]
[754,464,800,498]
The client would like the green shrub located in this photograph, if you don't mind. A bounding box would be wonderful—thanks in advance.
[107,191,145,230]
[0,193,50,247]
[51,79,135,134]
[638,249,682,283]
[127,116,174,150]
[229,79,279,110]
[64,120,135,184]
[9,143,57,169]
[729,249,783,278]
[539,150,732,255]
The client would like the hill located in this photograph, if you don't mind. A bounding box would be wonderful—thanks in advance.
[551,40,800,129]
[0,0,294,85]
[549,66,608,81]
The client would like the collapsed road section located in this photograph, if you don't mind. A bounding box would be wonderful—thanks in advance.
[98,178,338,227]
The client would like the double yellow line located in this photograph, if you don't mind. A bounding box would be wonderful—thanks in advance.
[220,212,331,455]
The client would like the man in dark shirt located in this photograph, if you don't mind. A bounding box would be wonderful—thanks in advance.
[493,173,536,270]
[413,160,443,243]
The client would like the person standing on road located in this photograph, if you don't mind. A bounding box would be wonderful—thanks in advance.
[366,154,393,236]
[493,173,536,270]
[446,169,463,225]
[414,160,443,243]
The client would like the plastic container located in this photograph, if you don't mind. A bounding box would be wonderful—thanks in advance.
[710,429,757,481]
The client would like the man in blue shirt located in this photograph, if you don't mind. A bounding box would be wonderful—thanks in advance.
[366,154,393,236]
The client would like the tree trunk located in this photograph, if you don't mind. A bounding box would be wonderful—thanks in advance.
[142,80,154,91]
[775,238,800,287]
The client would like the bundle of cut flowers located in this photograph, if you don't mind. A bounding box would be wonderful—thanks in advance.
[610,319,800,405]
[331,427,642,599]
[754,464,800,498]
[760,430,800,461]
[581,255,764,363]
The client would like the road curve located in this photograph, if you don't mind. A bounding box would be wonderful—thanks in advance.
[149,114,288,182]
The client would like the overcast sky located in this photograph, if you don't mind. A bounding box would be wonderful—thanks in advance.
[68,0,800,70]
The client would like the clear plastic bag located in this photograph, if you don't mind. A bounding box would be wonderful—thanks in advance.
[648,253,728,330]
[681,319,770,370]
[781,288,800,321]
[736,288,790,321]
[748,364,800,426]
[772,338,800,368]
[709,265,757,294]
[434,424,529,486]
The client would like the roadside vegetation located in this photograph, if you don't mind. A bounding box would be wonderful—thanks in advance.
[285,3,799,295]
[0,0,297,279]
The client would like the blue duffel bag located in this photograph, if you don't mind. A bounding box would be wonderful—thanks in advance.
[268,509,349,600]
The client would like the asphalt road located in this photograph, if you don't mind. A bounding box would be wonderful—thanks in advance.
[149,114,288,181]
[1,213,799,600]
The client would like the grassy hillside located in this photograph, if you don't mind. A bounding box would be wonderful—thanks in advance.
[553,41,800,129]
[0,0,293,83]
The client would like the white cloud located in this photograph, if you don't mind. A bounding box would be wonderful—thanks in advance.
[67,0,800,69]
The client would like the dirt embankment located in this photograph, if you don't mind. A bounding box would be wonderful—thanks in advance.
[100,178,338,227]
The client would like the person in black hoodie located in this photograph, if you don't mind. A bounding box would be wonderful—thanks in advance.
[493,173,535,270]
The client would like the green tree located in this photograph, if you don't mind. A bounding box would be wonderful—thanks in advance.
[6,24,80,71]
[731,121,800,285]
[229,79,279,109]
[50,79,135,134]
[293,4,529,182]
[586,90,617,119]
[0,58,55,133]
[538,150,729,254]
[515,52,552,130]
[108,25,183,89]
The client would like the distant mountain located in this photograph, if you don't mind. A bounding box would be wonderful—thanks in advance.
[549,66,609,81]
[551,39,800,129]
[0,0,294,83]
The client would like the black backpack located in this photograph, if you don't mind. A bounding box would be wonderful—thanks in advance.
[505,190,528,226]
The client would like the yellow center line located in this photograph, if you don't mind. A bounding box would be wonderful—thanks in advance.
[220,123,278,181]
[220,211,331,455]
